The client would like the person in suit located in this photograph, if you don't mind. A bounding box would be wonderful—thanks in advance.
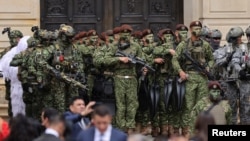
[34,108,66,141]
[64,96,96,141]
[76,104,127,141]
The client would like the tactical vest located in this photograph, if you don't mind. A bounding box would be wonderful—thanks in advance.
[155,43,174,75]
[184,39,206,71]
[52,43,83,73]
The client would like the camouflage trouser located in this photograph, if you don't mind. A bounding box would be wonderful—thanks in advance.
[114,76,138,129]
[225,82,238,124]
[5,80,12,117]
[135,110,150,126]
[23,84,50,120]
[239,81,250,124]
[50,78,78,113]
[180,73,208,127]
[87,75,94,98]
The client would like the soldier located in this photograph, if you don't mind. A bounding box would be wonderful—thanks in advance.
[200,25,211,43]
[191,81,232,133]
[0,28,23,117]
[84,30,100,100]
[72,31,87,45]
[210,29,223,52]
[152,28,184,137]
[134,29,154,135]
[175,20,214,138]
[10,28,52,119]
[38,24,90,112]
[100,24,145,134]
[131,31,143,46]
[226,27,250,125]
[175,24,189,46]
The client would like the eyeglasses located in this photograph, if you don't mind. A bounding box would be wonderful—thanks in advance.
[212,37,221,40]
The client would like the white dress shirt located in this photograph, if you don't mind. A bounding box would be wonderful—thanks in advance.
[45,128,59,138]
[94,125,112,141]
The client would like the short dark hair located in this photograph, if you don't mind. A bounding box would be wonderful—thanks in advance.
[69,96,85,106]
[42,107,60,123]
[92,104,112,117]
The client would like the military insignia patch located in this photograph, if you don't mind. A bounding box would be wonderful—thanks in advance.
[93,31,96,35]
[195,21,199,25]
[181,26,185,30]
[213,84,217,89]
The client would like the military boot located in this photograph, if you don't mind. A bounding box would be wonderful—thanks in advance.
[160,125,168,136]
[182,126,190,139]
[140,125,151,135]
[135,123,141,133]
[168,125,180,137]
[151,126,159,137]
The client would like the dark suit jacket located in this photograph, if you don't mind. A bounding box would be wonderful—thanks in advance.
[33,133,61,141]
[64,111,90,141]
[76,126,127,141]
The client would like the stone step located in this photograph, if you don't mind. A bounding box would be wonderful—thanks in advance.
[0,104,9,121]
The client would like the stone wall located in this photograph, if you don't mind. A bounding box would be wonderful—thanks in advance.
[0,0,40,103]
[184,0,250,45]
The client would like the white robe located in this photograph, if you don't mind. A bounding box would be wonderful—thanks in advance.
[0,36,30,116]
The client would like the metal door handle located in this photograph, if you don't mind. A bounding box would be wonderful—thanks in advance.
[69,17,72,21]
[115,17,119,21]
[97,17,101,21]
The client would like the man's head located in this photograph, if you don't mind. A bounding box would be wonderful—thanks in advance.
[245,26,250,43]
[227,26,244,45]
[189,20,202,38]
[175,24,188,42]
[113,26,122,41]
[120,24,133,41]
[41,107,60,128]
[91,104,112,133]
[105,30,114,44]
[141,29,154,44]
[69,96,85,115]
[58,24,75,43]
[87,30,99,45]
[200,25,211,42]
[208,81,223,102]
[2,27,23,47]
[158,28,175,43]
[210,29,222,50]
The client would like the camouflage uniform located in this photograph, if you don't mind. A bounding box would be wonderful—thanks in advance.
[38,25,91,112]
[101,25,144,133]
[84,30,100,100]
[1,28,23,117]
[190,81,232,134]
[175,21,214,137]
[152,29,182,137]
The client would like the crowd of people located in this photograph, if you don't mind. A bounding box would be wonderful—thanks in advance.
[0,20,250,141]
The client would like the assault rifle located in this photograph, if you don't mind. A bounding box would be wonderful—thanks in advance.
[183,49,214,80]
[115,50,155,72]
[46,65,88,90]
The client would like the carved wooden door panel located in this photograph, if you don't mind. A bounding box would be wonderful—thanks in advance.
[114,0,183,36]
[40,0,103,33]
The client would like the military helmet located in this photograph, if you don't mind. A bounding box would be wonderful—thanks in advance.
[200,26,211,37]
[38,29,50,40]
[245,26,250,35]
[228,26,244,38]
[59,24,75,37]
[9,30,23,38]
[211,29,222,38]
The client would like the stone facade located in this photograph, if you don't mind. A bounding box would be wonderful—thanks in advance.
[0,0,250,104]
[184,0,250,45]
